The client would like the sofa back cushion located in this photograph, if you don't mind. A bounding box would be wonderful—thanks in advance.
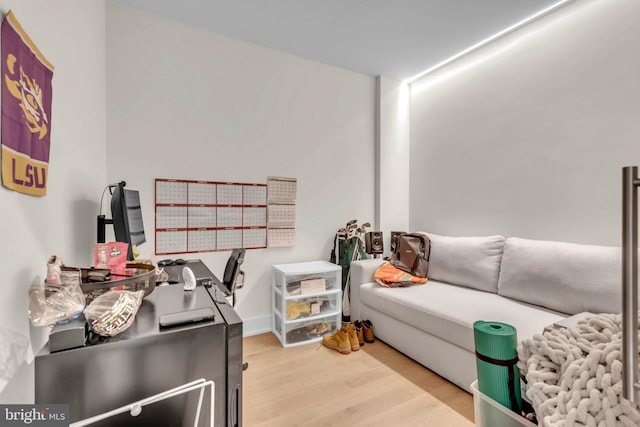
[427,233,505,293]
[497,237,621,315]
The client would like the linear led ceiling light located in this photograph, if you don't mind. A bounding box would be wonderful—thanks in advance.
[404,0,574,85]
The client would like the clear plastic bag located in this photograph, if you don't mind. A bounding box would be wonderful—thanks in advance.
[84,290,144,337]
[28,269,86,327]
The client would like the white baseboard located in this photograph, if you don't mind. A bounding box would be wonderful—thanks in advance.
[242,315,272,337]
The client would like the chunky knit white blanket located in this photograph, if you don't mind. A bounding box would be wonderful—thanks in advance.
[517,313,640,427]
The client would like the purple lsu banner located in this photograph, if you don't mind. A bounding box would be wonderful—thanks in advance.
[1,10,54,196]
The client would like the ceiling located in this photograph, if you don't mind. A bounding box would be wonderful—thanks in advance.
[111,0,564,81]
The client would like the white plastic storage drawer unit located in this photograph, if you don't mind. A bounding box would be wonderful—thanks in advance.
[272,261,342,347]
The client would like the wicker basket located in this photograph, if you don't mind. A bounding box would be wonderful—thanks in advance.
[80,264,157,304]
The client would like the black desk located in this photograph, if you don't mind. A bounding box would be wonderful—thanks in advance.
[35,261,243,427]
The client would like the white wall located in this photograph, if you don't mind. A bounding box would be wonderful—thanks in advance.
[409,0,640,246]
[0,1,106,403]
[377,76,410,255]
[105,3,376,332]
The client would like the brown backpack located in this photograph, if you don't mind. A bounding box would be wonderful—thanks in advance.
[389,233,431,278]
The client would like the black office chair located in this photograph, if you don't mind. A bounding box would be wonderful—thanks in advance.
[222,248,246,307]
[222,248,249,371]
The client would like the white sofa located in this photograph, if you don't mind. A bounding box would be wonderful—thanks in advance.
[349,233,622,392]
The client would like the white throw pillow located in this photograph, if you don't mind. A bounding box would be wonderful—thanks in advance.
[426,233,505,293]
[497,237,621,315]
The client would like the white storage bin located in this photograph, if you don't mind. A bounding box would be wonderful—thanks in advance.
[272,261,340,295]
[272,261,342,347]
[273,316,338,347]
[471,380,536,427]
[274,290,341,321]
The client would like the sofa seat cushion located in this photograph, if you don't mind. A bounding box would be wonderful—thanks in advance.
[427,233,505,293]
[358,280,565,352]
[497,237,621,315]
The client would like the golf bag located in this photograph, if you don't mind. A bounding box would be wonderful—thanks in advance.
[330,220,369,321]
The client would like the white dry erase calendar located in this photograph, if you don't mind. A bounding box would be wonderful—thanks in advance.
[154,177,296,254]
[155,179,268,255]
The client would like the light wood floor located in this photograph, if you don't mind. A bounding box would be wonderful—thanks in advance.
[243,333,474,426]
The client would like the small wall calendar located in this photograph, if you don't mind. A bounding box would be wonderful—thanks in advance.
[155,179,267,255]
[267,176,297,247]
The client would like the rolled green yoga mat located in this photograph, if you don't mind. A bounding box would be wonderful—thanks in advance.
[474,321,522,415]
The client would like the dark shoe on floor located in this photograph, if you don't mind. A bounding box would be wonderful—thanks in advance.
[362,320,375,343]
[354,320,365,346]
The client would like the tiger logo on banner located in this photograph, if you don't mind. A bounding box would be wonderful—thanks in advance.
[1,10,54,196]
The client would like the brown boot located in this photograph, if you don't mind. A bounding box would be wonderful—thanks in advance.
[362,320,375,343]
[322,327,351,354]
[354,320,365,346]
[342,322,360,351]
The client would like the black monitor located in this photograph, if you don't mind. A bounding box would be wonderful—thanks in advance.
[97,182,146,261]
